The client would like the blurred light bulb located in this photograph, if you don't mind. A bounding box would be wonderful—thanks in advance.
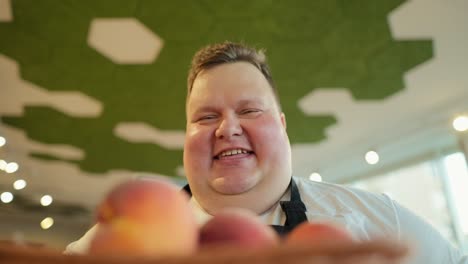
[40,217,54,230]
[1,192,14,203]
[5,162,19,173]
[365,150,380,165]
[453,115,468,132]
[40,195,53,206]
[0,136,5,147]
[13,179,27,190]
[309,172,322,182]
[0,160,7,171]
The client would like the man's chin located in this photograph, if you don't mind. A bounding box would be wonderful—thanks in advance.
[211,177,258,196]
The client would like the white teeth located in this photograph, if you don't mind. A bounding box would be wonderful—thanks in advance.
[219,149,248,157]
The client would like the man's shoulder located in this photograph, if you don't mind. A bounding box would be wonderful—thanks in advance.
[293,176,379,196]
[292,176,395,212]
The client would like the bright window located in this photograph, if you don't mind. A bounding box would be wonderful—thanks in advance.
[350,160,453,242]
[443,152,468,250]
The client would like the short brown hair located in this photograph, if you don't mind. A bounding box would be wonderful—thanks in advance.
[187,41,281,109]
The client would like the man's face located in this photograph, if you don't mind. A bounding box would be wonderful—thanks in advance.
[184,61,292,214]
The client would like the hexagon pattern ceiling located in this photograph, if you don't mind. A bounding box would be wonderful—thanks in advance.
[0,0,467,215]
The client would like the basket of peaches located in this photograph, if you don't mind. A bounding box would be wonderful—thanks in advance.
[0,178,409,264]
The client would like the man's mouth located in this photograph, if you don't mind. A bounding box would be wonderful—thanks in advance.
[214,148,254,160]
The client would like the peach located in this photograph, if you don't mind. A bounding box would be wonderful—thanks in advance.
[88,223,157,256]
[89,178,198,257]
[284,221,353,246]
[199,208,279,249]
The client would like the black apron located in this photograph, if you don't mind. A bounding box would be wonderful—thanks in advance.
[182,178,308,236]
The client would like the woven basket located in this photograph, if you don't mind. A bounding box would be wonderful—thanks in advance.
[0,240,408,264]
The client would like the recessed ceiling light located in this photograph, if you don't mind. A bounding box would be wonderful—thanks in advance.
[40,217,54,230]
[5,162,19,173]
[40,195,53,206]
[309,172,322,182]
[1,192,14,203]
[365,150,379,165]
[453,115,468,132]
[0,160,7,171]
[13,179,27,190]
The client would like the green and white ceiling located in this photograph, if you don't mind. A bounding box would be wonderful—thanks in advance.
[1,0,467,215]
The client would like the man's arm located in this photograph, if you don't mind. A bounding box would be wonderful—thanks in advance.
[64,224,98,255]
[390,198,467,264]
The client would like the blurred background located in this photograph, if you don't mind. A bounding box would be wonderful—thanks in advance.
[0,0,467,252]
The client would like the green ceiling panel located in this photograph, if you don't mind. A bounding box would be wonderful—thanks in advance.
[0,0,433,177]
[3,107,183,175]
[137,0,214,41]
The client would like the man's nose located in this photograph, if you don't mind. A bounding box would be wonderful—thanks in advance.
[215,115,243,139]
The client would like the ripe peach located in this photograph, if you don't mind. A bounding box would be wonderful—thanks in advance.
[285,221,353,246]
[89,178,198,257]
[199,208,279,249]
[88,223,157,256]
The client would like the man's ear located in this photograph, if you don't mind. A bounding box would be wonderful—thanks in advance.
[280,113,287,129]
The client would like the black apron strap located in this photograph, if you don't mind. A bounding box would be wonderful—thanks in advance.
[181,177,308,236]
[270,178,308,236]
[182,183,192,196]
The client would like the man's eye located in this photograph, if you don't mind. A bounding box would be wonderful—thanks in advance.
[241,109,261,115]
[198,115,217,121]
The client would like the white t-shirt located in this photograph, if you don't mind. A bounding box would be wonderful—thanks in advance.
[65,176,467,263]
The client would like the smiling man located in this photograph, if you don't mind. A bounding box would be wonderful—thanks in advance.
[184,57,291,215]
